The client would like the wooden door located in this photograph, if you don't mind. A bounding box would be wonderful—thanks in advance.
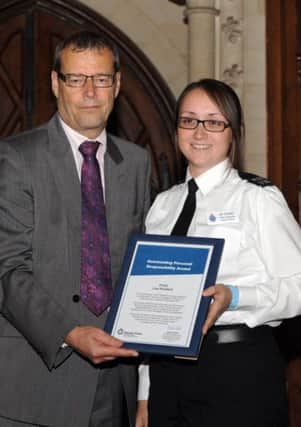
[266,2,301,425]
[0,12,27,134]
[0,0,184,195]
[266,0,301,222]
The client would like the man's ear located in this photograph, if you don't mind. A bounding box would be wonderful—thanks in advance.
[113,71,121,98]
[51,70,59,98]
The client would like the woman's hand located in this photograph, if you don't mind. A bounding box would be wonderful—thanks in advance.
[136,400,148,427]
[202,284,232,334]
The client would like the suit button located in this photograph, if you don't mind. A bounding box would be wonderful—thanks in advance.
[72,294,80,302]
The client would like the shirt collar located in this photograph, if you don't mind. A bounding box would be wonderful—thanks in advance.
[186,158,232,195]
[59,116,107,153]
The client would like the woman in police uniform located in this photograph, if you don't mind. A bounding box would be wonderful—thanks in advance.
[136,78,301,427]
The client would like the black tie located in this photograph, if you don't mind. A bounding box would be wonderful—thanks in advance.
[171,178,198,236]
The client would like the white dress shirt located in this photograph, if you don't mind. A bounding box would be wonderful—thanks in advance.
[138,157,301,400]
[59,117,107,190]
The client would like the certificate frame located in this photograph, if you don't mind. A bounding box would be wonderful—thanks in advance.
[105,233,224,357]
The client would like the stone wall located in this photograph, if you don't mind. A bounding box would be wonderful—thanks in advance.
[82,0,267,176]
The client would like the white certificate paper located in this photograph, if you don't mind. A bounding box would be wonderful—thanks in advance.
[105,233,224,357]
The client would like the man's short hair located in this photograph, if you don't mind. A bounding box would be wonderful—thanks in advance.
[53,30,120,73]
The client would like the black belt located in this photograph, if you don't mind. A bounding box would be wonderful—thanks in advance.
[150,325,273,367]
[205,324,271,345]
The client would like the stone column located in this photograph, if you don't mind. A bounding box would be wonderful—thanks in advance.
[185,0,218,81]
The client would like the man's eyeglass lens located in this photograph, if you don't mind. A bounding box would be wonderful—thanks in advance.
[58,72,115,88]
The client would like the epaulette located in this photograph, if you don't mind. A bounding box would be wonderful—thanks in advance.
[238,171,273,187]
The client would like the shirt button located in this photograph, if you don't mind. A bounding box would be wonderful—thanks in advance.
[72,294,80,302]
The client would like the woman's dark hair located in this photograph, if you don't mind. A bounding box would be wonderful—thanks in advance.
[175,78,244,168]
[53,30,120,74]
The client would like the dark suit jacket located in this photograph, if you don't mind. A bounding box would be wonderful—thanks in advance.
[0,114,151,426]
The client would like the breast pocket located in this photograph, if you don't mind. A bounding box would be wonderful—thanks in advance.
[202,225,242,276]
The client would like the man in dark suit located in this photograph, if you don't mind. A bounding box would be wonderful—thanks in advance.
[0,30,151,426]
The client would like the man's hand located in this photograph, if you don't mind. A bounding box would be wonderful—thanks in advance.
[202,284,232,334]
[65,326,138,364]
[136,400,148,427]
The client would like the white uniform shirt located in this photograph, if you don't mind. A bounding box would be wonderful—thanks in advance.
[138,158,301,400]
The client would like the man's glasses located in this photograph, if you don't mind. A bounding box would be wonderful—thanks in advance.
[57,72,116,88]
[178,116,230,132]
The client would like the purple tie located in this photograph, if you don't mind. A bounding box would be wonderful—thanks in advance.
[79,140,113,316]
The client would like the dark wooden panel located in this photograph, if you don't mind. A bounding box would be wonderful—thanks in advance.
[33,10,79,125]
[266,5,301,426]
[0,14,27,136]
[296,1,301,223]
[266,0,299,220]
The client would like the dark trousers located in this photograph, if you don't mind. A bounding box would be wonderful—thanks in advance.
[89,363,131,427]
[149,326,288,427]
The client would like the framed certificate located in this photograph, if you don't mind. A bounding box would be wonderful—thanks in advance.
[105,233,224,358]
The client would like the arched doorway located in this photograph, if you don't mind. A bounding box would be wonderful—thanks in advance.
[0,0,184,194]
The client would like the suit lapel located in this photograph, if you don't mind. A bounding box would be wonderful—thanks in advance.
[104,134,125,221]
[45,125,127,248]
[45,120,125,231]
[46,114,81,228]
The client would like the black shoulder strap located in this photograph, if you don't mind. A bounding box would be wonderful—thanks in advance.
[238,171,273,187]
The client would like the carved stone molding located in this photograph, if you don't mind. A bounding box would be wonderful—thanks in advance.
[222,64,243,87]
[221,16,242,43]
[184,6,219,18]
[218,0,244,96]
